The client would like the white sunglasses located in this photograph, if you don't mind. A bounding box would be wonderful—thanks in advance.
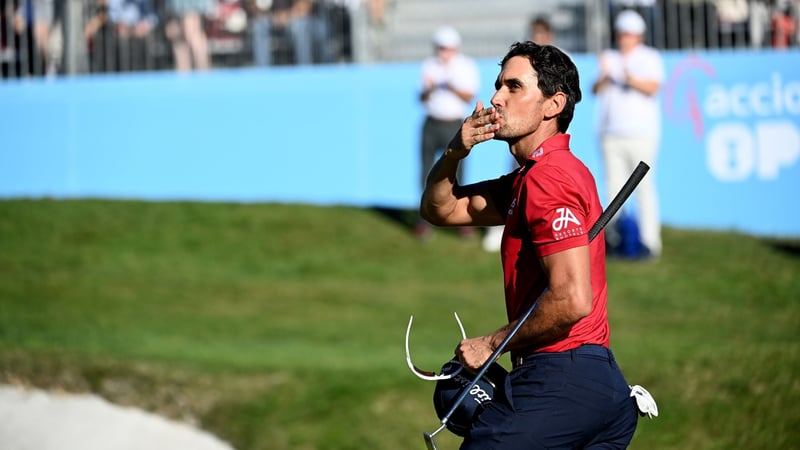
[404,312,467,381]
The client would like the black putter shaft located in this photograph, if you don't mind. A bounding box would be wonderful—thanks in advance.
[433,161,650,432]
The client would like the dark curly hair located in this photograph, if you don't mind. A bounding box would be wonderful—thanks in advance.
[500,41,582,132]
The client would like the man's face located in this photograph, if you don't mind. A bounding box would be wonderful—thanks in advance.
[616,31,642,51]
[490,56,546,141]
[436,45,457,63]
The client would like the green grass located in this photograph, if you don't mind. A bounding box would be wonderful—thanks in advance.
[0,199,798,449]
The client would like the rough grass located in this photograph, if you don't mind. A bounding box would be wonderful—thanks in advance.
[0,199,798,449]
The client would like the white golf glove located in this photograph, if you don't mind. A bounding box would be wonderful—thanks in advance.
[629,385,658,419]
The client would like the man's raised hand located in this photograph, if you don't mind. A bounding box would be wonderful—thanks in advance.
[445,101,500,159]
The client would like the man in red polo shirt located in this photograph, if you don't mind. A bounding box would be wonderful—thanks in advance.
[420,41,639,448]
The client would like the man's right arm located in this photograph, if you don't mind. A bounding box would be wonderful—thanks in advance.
[420,101,504,227]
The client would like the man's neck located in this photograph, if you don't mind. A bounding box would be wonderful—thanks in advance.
[509,130,563,164]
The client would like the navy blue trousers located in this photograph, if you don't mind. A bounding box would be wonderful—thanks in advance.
[461,345,638,449]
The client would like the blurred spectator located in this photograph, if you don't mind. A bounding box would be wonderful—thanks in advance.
[164,0,212,71]
[415,26,479,241]
[246,0,330,66]
[749,0,771,48]
[315,0,352,62]
[108,0,157,71]
[299,0,333,64]
[610,0,658,47]
[527,15,553,45]
[361,0,390,61]
[84,0,116,72]
[204,0,249,66]
[244,0,274,66]
[2,0,25,77]
[13,0,59,75]
[794,0,800,44]
[366,0,384,27]
[715,0,750,47]
[771,2,797,48]
[592,9,665,260]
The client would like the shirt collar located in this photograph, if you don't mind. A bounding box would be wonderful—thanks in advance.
[528,133,571,162]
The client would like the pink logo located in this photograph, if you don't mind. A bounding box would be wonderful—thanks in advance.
[663,54,716,140]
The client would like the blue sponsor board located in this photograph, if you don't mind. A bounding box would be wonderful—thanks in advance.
[1,50,798,237]
[656,51,800,237]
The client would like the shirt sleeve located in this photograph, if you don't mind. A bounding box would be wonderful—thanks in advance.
[523,166,589,257]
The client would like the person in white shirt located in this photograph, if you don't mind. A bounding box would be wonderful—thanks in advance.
[416,26,480,240]
[592,9,665,259]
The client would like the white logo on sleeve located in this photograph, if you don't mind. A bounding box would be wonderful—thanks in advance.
[507,198,517,216]
[552,207,581,231]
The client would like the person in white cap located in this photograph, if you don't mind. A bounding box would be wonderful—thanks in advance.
[415,26,480,241]
[592,9,665,260]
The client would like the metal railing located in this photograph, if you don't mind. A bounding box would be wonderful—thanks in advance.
[2,0,372,79]
[1,0,797,81]
[591,0,798,52]
[541,0,798,55]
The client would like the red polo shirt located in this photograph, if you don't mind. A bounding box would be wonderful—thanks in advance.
[488,134,609,353]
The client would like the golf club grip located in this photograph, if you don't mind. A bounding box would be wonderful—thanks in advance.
[438,161,650,426]
[589,161,650,241]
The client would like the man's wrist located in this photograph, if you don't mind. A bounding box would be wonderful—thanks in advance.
[488,333,505,354]
[442,148,464,160]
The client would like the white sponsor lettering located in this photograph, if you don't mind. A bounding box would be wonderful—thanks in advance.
[454,374,493,404]
[706,120,800,181]
[469,385,492,404]
[757,121,800,179]
[704,73,800,118]
[702,72,800,181]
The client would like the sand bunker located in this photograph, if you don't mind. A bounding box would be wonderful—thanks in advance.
[0,384,234,450]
